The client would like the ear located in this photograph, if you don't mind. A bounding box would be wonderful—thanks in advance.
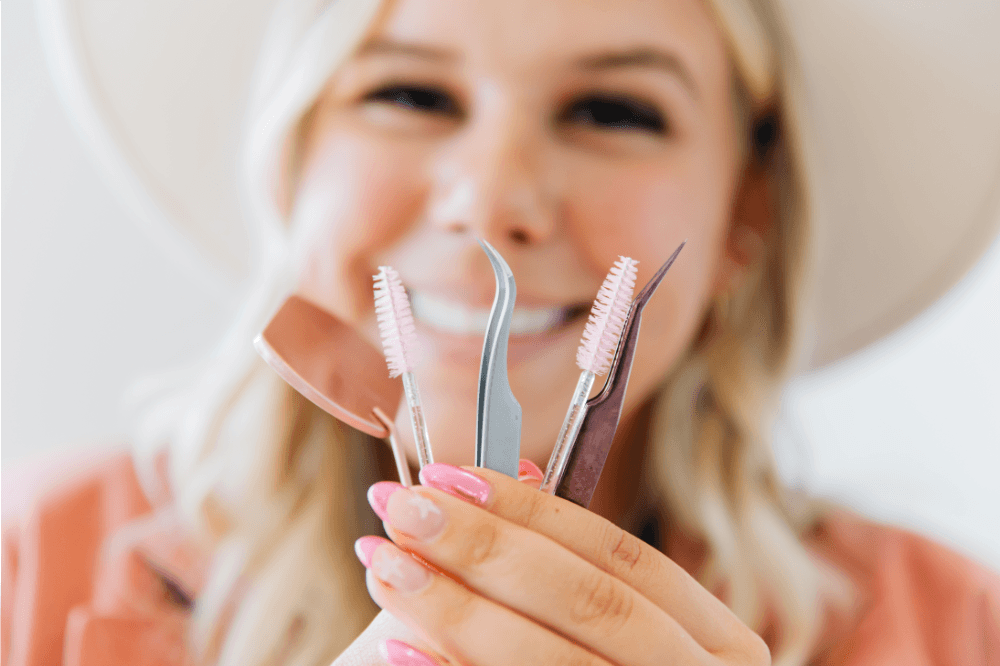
[713,115,778,296]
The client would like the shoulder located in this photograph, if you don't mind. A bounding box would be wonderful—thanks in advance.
[807,509,1000,666]
[2,445,147,524]
[2,446,160,665]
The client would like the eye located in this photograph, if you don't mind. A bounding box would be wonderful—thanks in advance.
[364,84,462,117]
[559,94,667,134]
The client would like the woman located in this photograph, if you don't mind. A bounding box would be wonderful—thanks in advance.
[5,0,999,664]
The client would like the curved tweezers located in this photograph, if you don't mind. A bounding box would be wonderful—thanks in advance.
[476,238,522,478]
[556,241,686,507]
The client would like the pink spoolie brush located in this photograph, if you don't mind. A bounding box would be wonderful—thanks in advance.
[374,266,433,468]
[540,256,638,494]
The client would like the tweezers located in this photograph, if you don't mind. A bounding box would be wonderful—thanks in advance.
[554,241,685,507]
[475,238,522,478]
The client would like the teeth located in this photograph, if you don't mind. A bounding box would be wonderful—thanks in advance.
[410,290,567,336]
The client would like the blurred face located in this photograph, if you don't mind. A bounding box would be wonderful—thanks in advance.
[292,0,744,467]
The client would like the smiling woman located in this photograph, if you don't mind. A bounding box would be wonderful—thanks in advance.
[6,0,1000,665]
[291,0,746,474]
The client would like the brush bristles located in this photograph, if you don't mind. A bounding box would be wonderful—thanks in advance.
[373,266,417,378]
[576,256,638,375]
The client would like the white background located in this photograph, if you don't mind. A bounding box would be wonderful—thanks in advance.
[3,0,999,569]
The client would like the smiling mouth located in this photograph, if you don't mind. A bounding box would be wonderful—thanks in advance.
[409,290,590,337]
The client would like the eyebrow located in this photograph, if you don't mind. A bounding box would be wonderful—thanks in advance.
[356,38,458,63]
[575,47,698,97]
[355,40,698,98]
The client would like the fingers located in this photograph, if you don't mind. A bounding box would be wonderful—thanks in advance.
[359,538,615,666]
[330,609,434,666]
[423,464,766,662]
[367,481,713,666]
[381,639,442,666]
[517,459,544,488]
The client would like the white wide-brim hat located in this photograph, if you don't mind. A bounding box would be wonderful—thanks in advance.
[36,0,1000,369]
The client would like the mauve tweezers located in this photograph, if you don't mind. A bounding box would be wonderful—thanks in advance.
[554,242,684,508]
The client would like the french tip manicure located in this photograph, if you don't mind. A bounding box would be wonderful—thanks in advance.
[380,639,438,666]
[418,463,490,505]
[518,458,544,482]
[354,535,387,568]
[368,481,404,521]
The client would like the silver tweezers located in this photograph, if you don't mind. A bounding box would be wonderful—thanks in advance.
[475,239,522,478]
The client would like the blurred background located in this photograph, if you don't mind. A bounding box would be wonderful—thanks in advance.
[3,0,999,569]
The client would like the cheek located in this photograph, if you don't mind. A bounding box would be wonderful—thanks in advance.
[565,157,729,303]
[562,155,734,404]
[292,131,428,321]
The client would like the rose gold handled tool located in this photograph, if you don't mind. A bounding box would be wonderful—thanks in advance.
[254,295,412,485]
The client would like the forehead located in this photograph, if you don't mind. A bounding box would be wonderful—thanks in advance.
[371,0,729,85]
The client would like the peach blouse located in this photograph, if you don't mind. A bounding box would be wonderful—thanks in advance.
[2,450,998,665]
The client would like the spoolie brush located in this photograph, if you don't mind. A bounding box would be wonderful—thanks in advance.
[540,256,638,494]
[374,266,433,468]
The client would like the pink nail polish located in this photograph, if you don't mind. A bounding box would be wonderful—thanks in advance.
[354,535,388,568]
[387,490,446,541]
[418,463,491,504]
[368,481,405,521]
[518,458,544,482]
[371,546,432,592]
[380,639,438,666]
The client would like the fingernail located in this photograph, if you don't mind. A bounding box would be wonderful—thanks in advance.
[418,463,490,504]
[380,639,438,666]
[368,481,405,521]
[387,489,446,541]
[371,545,432,593]
[354,535,389,568]
[518,459,544,482]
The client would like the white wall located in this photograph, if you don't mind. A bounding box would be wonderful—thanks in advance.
[2,0,234,463]
[3,0,998,569]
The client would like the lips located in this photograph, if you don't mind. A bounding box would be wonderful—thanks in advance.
[409,289,588,337]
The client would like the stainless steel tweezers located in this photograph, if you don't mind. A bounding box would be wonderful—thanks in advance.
[475,238,523,478]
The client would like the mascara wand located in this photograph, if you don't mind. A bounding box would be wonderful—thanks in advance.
[374,266,434,469]
[540,257,638,494]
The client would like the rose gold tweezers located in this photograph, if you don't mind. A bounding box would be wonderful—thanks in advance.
[554,241,684,508]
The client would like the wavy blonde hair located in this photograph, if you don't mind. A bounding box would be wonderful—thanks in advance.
[133,1,831,664]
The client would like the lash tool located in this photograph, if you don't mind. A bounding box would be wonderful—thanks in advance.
[372,406,414,487]
[374,266,434,469]
[475,238,522,478]
[554,241,685,508]
[253,295,412,486]
[540,257,639,494]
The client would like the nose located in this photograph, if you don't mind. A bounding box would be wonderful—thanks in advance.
[429,109,557,247]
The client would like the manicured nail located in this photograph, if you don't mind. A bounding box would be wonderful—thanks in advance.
[418,463,490,504]
[387,489,446,541]
[368,481,405,521]
[354,535,389,568]
[380,639,438,666]
[371,545,431,593]
[518,459,544,482]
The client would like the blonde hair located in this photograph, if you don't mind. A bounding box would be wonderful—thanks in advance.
[133,1,831,664]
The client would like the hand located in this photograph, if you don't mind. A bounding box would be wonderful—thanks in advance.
[346,461,770,666]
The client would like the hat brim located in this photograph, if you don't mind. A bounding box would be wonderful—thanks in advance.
[36,0,1000,368]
